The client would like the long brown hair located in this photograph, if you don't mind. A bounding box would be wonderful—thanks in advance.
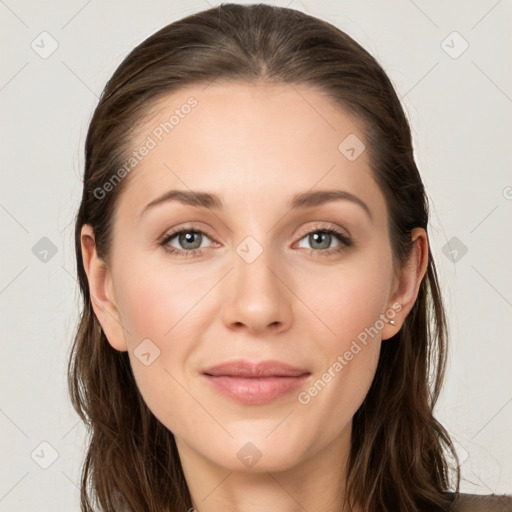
[68,3,461,511]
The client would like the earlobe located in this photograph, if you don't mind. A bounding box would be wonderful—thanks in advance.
[80,224,128,352]
[381,228,429,340]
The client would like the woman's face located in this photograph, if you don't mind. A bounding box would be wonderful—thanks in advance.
[84,82,412,473]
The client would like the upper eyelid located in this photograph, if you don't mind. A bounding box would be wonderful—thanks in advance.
[295,223,349,239]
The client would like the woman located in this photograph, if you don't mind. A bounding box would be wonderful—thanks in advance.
[68,3,512,511]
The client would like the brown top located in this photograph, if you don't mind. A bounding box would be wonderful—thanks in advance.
[449,492,512,512]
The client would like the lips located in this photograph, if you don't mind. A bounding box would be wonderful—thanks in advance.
[202,359,310,378]
[201,359,311,405]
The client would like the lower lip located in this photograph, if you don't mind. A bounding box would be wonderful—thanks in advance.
[203,374,310,405]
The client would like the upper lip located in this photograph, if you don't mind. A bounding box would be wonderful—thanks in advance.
[202,359,310,378]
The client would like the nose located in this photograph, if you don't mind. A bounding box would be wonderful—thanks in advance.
[221,243,293,336]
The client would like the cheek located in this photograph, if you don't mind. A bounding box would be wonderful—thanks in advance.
[114,258,204,344]
[293,249,390,415]
[302,252,393,349]
[112,258,213,414]
[293,274,385,448]
[113,267,197,433]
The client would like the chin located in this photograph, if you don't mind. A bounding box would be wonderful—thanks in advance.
[194,434,309,474]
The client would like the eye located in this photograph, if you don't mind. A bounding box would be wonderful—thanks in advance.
[159,225,214,258]
[295,225,352,256]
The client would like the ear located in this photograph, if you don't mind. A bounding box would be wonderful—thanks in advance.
[80,224,128,352]
[381,227,429,340]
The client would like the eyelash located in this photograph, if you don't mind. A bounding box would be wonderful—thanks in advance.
[158,223,352,259]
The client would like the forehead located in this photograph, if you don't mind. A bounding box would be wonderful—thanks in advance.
[116,81,386,222]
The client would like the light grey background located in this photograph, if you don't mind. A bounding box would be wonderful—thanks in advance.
[1,0,511,509]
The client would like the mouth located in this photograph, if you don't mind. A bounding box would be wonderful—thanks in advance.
[201,359,311,405]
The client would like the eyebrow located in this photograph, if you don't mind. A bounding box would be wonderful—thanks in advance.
[139,189,372,220]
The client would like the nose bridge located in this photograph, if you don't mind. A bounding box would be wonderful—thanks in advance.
[234,231,281,300]
[232,205,284,284]
[229,202,279,278]
[221,226,290,332]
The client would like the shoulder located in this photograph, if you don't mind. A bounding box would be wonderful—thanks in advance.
[446,492,512,512]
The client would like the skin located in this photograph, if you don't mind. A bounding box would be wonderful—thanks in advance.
[81,82,428,512]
